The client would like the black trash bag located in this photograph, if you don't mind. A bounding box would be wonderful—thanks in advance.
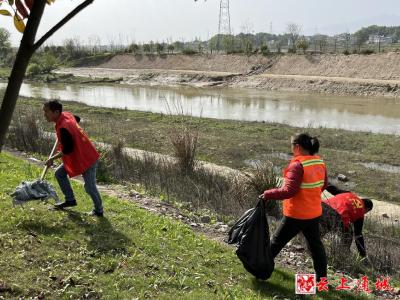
[227,199,274,280]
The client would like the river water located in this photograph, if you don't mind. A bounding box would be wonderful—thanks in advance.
[2,82,400,134]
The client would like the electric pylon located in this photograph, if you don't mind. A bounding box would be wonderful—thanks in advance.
[217,0,231,51]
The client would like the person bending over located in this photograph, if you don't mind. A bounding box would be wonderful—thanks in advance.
[43,100,104,217]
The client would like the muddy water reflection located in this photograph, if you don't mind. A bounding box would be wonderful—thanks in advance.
[2,82,400,134]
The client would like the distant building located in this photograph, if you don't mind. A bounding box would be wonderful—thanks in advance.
[267,40,275,48]
[334,33,351,42]
[368,35,393,44]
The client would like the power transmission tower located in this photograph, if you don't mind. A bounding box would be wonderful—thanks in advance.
[217,0,231,51]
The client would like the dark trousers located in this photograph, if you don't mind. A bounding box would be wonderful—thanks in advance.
[270,216,327,282]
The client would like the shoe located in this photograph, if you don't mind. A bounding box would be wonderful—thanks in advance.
[54,200,77,210]
[86,210,104,217]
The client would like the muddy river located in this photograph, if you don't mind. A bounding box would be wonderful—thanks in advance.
[3,82,400,134]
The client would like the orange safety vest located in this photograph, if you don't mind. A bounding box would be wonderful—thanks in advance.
[55,112,99,178]
[283,155,326,219]
[323,192,365,229]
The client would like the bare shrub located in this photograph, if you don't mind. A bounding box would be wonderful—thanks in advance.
[227,173,256,210]
[165,99,200,175]
[97,137,254,217]
[320,216,400,278]
[362,218,399,276]
[244,161,282,218]
[7,107,53,155]
[97,139,135,183]
[169,126,198,174]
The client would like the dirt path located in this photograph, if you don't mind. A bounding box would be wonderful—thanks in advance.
[257,73,400,85]
[58,67,400,86]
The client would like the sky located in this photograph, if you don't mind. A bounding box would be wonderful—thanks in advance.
[3,0,400,46]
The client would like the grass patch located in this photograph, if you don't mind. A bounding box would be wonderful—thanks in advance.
[0,152,376,299]
[0,67,10,79]
[12,97,400,204]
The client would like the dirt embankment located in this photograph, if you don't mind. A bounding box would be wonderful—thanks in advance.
[60,53,400,97]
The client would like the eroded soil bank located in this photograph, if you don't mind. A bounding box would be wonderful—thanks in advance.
[58,53,400,98]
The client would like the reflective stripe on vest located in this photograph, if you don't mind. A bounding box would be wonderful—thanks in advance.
[300,180,325,189]
[301,159,324,167]
[299,158,325,189]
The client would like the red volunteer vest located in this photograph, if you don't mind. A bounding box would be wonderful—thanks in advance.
[55,112,99,177]
[283,155,326,219]
[323,192,366,229]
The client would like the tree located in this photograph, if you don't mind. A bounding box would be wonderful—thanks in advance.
[173,41,184,52]
[286,23,302,53]
[296,38,309,54]
[167,44,174,54]
[0,0,94,151]
[155,42,164,55]
[0,28,12,65]
[27,51,60,75]
[354,33,364,52]
[143,43,151,54]
[244,39,252,55]
[260,43,269,55]
[222,34,234,53]
[208,36,218,54]
[128,43,139,54]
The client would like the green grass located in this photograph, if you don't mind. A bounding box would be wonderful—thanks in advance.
[0,67,10,79]
[15,97,400,204]
[0,66,106,84]
[0,152,374,299]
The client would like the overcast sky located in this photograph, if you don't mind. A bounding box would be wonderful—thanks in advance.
[3,0,400,46]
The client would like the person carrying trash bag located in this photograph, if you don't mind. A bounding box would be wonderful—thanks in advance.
[320,184,373,259]
[43,100,104,217]
[227,198,274,280]
[261,133,328,283]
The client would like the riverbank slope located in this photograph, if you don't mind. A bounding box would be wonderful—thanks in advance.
[58,53,400,98]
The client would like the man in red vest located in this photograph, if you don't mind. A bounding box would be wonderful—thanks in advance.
[321,185,373,258]
[43,100,104,217]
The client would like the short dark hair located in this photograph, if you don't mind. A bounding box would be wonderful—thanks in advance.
[292,133,320,155]
[43,100,62,113]
[361,198,373,212]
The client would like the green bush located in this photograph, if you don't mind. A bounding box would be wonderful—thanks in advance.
[296,38,309,53]
[360,49,374,55]
[27,63,42,76]
[27,52,60,76]
[260,44,269,55]
[182,48,197,55]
